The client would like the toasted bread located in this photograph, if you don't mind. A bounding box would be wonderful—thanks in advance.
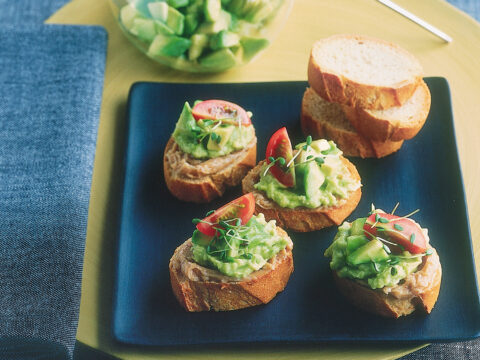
[169,228,294,312]
[333,247,441,318]
[301,87,403,158]
[308,34,423,110]
[163,137,257,203]
[342,80,431,142]
[242,158,361,232]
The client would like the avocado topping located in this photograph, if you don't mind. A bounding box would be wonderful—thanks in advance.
[324,212,432,290]
[192,213,290,278]
[254,138,361,209]
[172,101,255,159]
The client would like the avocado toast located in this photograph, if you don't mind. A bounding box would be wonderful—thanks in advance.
[242,127,361,232]
[169,193,294,311]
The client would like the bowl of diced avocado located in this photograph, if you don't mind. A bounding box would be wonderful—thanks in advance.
[109,0,293,72]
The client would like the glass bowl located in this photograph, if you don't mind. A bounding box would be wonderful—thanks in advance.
[109,0,293,73]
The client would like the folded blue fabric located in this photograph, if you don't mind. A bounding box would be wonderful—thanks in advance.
[0,25,106,358]
[0,0,69,23]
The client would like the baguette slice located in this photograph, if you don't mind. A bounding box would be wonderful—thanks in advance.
[301,87,404,158]
[169,229,294,312]
[333,247,441,318]
[163,136,257,203]
[342,80,431,141]
[308,34,423,110]
[242,159,361,232]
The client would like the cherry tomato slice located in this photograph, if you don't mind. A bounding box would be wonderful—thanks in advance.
[363,213,427,254]
[192,100,251,126]
[265,127,295,187]
[196,193,255,236]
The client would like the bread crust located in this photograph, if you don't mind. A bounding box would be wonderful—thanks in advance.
[301,88,404,158]
[242,158,361,232]
[342,80,431,141]
[169,229,294,312]
[308,34,423,110]
[333,247,442,318]
[163,136,257,203]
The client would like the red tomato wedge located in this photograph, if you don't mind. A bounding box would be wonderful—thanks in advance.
[363,213,427,254]
[196,193,256,236]
[265,127,295,187]
[192,100,251,126]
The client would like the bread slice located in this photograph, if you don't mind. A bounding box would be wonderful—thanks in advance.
[333,247,441,318]
[308,34,423,110]
[169,229,294,312]
[301,87,404,158]
[163,136,257,203]
[342,80,431,141]
[242,158,361,232]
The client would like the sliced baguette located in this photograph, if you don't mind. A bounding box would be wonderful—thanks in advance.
[301,87,404,158]
[308,34,423,110]
[242,159,361,232]
[333,247,441,318]
[163,136,257,203]
[169,229,294,312]
[342,80,431,141]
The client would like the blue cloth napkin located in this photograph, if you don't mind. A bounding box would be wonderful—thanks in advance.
[0,0,68,23]
[0,25,106,358]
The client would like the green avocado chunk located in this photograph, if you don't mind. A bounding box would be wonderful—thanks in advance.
[240,36,269,60]
[188,33,209,60]
[130,18,157,42]
[166,5,185,35]
[199,48,237,69]
[350,217,367,236]
[148,34,191,57]
[209,30,240,50]
[204,0,222,22]
[347,239,389,266]
[147,2,168,22]
[346,235,369,255]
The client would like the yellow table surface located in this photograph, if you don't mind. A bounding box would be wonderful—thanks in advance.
[48,0,480,359]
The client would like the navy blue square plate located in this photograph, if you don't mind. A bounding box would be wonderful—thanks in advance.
[113,78,480,346]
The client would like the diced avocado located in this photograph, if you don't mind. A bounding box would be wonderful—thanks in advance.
[120,5,143,30]
[347,239,389,266]
[197,10,231,34]
[199,48,237,69]
[350,217,367,236]
[167,0,189,8]
[166,6,185,35]
[209,30,240,50]
[186,0,203,15]
[184,13,199,36]
[192,230,212,246]
[240,36,269,60]
[130,18,157,42]
[303,161,325,200]
[233,19,260,36]
[310,139,330,153]
[204,0,221,22]
[245,1,273,23]
[148,2,168,22]
[155,20,175,35]
[148,34,191,57]
[228,0,259,17]
[207,126,234,150]
[346,235,369,255]
[188,33,209,60]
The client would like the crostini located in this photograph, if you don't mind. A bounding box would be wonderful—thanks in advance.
[324,206,442,318]
[164,99,257,203]
[169,193,294,312]
[242,127,361,232]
